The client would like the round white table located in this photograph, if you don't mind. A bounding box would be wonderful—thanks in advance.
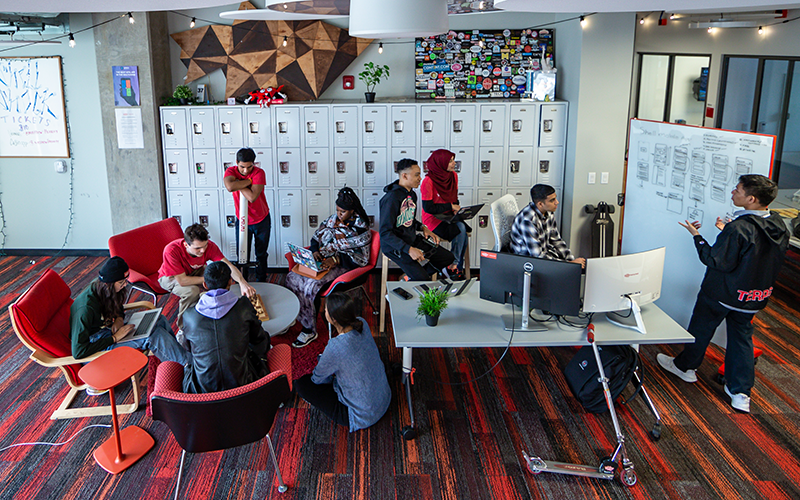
[231,283,300,337]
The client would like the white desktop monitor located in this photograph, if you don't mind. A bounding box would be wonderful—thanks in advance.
[582,247,666,334]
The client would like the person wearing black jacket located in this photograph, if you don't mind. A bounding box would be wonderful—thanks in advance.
[379,158,455,281]
[658,174,790,413]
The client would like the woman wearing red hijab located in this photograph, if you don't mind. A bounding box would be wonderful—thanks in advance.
[420,149,468,279]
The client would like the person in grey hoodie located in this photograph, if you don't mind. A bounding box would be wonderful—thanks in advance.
[295,292,391,432]
[181,261,271,394]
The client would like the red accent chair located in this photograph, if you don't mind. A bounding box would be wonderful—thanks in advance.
[8,269,145,420]
[109,217,183,304]
[151,344,293,498]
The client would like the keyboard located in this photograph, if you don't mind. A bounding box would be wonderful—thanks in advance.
[133,310,158,337]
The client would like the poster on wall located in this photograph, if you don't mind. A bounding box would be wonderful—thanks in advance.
[112,66,140,107]
[415,28,554,99]
[0,56,70,158]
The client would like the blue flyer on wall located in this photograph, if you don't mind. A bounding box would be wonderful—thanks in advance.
[112,66,140,106]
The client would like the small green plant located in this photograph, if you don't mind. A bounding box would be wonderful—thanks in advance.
[416,288,449,319]
[173,85,193,100]
[358,62,390,93]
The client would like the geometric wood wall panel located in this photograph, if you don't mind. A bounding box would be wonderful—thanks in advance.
[171,2,372,101]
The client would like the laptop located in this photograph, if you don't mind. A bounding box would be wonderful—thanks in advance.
[438,203,485,223]
[117,307,163,344]
[288,243,324,272]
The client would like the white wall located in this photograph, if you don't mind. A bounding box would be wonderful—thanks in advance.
[0,14,113,250]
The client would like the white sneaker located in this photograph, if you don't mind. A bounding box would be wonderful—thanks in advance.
[656,353,698,383]
[292,331,318,348]
[724,385,751,413]
[86,387,108,396]
[175,329,188,349]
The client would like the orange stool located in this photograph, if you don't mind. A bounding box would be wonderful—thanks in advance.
[79,346,153,474]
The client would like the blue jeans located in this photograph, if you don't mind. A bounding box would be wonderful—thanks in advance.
[90,316,191,365]
[236,213,271,282]
[433,220,468,270]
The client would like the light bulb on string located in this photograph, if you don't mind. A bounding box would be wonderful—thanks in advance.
[190,17,196,29]
[707,26,714,33]
[669,14,676,20]
[758,26,764,35]
[639,17,644,25]
[68,33,75,48]
[378,42,383,54]
[283,36,288,47]
[580,16,586,28]
[128,12,135,24]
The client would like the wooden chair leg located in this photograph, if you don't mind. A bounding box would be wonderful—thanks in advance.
[464,238,471,280]
[380,254,389,333]
[51,373,141,420]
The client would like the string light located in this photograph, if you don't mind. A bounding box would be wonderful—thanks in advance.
[128,12,134,24]
[378,42,383,54]
[190,17,196,29]
[282,35,287,47]
[580,16,586,28]
[707,26,714,33]
[669,14,676,20]
[758,26,764,35]
[68,33,75,48]
[639,17,645,25]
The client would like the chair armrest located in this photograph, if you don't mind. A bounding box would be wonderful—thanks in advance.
[30,349,103,367]
[152,361,185,395]
[124,300,155,311]
[267,344,292,391]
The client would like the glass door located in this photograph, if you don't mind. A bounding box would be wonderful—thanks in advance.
[635,54,711,126]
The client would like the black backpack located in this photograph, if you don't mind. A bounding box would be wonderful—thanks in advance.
[564,345,642,414]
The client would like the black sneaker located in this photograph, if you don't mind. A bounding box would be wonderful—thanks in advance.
[292,331,318,348]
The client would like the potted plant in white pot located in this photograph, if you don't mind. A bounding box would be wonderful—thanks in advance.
[416,288,449,327]
[358,62,390,103]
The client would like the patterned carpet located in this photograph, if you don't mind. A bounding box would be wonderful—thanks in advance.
[0,250,799,499]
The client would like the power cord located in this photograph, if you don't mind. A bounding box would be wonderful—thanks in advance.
[0,424,111,453]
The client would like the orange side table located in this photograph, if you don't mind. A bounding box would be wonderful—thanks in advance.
[78,346,154,474]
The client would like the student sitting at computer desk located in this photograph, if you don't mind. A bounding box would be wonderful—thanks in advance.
[284,187,372,348]
[71,257,190,386]
[510,183,586,268]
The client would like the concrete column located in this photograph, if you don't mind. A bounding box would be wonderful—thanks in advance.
[93,11,172,234]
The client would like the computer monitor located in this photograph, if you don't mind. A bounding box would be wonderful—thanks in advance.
[479,250,583,331]
[582,247,666,334]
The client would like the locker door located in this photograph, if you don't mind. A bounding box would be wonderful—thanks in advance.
[507,147,534,188]
[304,107,330,147]
[221,148,238,176]
[539,103,567,147]
[509,104,537,146]
[333,148,359,187]
[362,106,387,147]
[479,105,506,146]
[450,104,477,146]
[167,190,193,229]
[452,146,475,188]
[391,147,417,175]
[190,108,216,148]
[332,106,358,147]
[475,189,501,267]
[477,147,504,187]
[391,105,416,147]
[276,148,302,187]
[304,189,333,244]
[221,189,239,261]
[161,108,187,149]
[192,149,218,188]
[195,190,223,247]
[275,106,301,148]
[362,148,387,188]
[536,147,564,187]
[419,147,438,175]
[305,148,331,188]
[252,147,274,187]
[165,149,191,188]
[218,107,244,148]
[361,188,382,232]
[277,189,304,267]
[420,105,447,147]
[246,107,272,147]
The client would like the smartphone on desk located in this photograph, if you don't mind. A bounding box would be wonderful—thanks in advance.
[392,287,413,300]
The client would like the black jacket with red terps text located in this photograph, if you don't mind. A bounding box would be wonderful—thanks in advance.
[694,212,789,311]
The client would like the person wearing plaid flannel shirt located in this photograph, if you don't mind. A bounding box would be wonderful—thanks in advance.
[510,184,586,268]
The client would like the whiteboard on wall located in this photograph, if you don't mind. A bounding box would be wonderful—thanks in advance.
[621,119,774,329]
[0,56,70,158]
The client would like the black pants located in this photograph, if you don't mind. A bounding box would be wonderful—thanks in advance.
[236,213,271,282]
[385,236,455,281]
[674,291,756,395]
[295,374,350,427]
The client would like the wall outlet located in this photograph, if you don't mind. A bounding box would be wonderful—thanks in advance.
[587,172,596,184]
[601,172,609,184]
[54,160,68,173]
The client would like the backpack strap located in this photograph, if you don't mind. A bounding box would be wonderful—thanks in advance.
[619,346,643,406]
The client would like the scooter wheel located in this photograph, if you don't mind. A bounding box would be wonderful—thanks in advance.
[599,457,618,475]
[401,426,417,441]
[650,423,662,441]
[620,468,637,487]
[526,461,542,475]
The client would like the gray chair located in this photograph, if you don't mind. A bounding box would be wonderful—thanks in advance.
[489,194,519,252]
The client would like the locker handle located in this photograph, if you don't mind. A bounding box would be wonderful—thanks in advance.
[306,121,316,133]
[336,121,345,133]
[510,160,520,173]
[481,160,491,173]
[249,122,259,134]
[543,119,553,132]
[221,122,231,134]
[281,215,291,227]
[199,216,209,227]
[423,120,433,132]
[453,120,463,132]
[308,161,318,173]
[539,160,550,173]
[394,120,404,133]
[309,215,319,227]
[364,121,375,133]
[280,161,290,174]
[482,120,492,132]
[193,123,202,134]
[453,160,461,173]
[165,123,175,135]
[336,161,346,173]
[278,122,288,134]
[365,161,375,173]
[512,119,522,132]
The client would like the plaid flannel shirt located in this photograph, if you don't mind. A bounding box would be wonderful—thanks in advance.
[510,203,574,261]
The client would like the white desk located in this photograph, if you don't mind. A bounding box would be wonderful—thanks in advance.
[231,283,300,337]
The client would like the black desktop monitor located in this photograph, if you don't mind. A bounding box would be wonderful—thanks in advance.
[479,251,582,317]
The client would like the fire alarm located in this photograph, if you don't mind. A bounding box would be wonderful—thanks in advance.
[343,75,355,90]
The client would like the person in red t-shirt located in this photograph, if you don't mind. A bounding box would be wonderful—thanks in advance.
[420,149,468,279]
[224,147,271,282]
[158,223,255,330]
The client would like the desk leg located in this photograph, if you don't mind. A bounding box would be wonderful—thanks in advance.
[400,347,416,440]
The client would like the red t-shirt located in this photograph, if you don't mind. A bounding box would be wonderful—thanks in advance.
[420,176,458,231]
[158,239,225,278]
[224,165,270,225]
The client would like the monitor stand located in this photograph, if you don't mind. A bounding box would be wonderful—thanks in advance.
[605,301,647,334]
[503,269,547,332]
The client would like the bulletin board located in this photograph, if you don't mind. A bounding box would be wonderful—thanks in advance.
[0,56,70,158]
[414,28,554,99]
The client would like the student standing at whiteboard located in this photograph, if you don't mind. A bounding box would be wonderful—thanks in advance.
[510,184,586,268]
[657,174,789,413]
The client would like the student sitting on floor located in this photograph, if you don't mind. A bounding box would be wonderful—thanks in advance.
[295,292,391,432]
